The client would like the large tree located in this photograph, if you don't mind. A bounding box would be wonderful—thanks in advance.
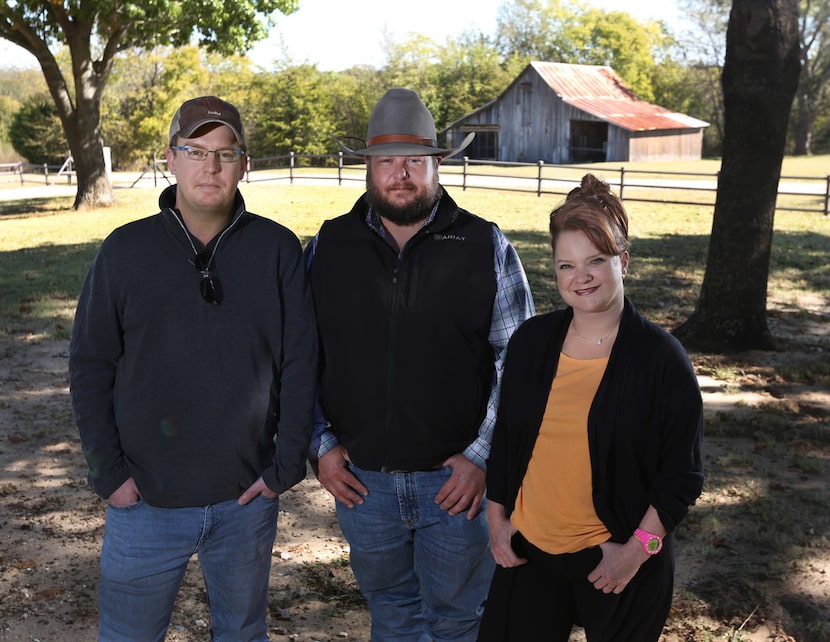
[674,0,800,352]
[0,0,298,209]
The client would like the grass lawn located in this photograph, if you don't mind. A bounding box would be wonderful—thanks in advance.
[1,158,828,340]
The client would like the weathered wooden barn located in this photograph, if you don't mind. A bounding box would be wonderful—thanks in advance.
[442,62,709,163]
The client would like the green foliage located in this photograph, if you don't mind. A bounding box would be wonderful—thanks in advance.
[0,68,47,151]
[430,38,506,125]
[8,96,67,165]
[247,65,345,160]
[0,0,300,59]
[382,32,515,132]
[1,0,825,171]
[0,0,301,206]
[494,0,668,99]
[101,46,214,169]
[0,68,47,102]
[0,95,20,145]
[326,67,386,147]
[0,1,735,168]
[578,9,667,101]
[496,0,576,63]
[651,60,724,156]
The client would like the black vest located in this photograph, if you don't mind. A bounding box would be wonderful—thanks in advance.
[310,191,498,471]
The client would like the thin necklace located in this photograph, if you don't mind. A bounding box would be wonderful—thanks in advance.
[572,319,618,345]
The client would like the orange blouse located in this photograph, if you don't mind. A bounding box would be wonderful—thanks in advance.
[511,352,611,554]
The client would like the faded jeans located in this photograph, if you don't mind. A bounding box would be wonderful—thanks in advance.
[336,463,494,642]
[98,494,279,642]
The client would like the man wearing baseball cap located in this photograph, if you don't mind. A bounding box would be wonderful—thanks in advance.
[70,96,318,640]
[306,88,535,640]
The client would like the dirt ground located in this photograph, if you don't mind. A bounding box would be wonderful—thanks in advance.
[0,323,828,641]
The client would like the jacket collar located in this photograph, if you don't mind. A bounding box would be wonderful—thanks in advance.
[158,184,249,252]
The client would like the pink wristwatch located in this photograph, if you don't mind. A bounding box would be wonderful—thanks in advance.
[634,528,663,555]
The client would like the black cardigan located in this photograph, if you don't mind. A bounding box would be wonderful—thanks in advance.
[486,298,704,543]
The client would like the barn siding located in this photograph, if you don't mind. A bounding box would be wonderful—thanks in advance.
[629,130,704,162]
[605,127,630,162]
[444,62,708,164]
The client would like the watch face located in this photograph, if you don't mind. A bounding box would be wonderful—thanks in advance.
[646,537,660,552]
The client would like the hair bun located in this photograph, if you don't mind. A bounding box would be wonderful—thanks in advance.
[581,173,610,194]
[551,173,630,254]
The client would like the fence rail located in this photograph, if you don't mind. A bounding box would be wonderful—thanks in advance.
[4,153,829,216]
[0,160,76,186]
[241,152,830,216]
[450,158,830,216]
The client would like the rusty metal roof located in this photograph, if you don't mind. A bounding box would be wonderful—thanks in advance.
[532,62,709,132]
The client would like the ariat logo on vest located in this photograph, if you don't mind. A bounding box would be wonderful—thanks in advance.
[433,234,466,242]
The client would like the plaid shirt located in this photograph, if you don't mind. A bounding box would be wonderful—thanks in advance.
[307,202,535,470]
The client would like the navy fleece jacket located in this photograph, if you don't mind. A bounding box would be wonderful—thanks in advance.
[69,186,317,507]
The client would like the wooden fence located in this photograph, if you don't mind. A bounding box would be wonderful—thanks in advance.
[4,153,828,216]
[242,152,830,216]
[0,160,76,186]
[456,158,830,217]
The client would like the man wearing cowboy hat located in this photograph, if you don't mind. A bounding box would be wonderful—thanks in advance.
[306,88,535,640]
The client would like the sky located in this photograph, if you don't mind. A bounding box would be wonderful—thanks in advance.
[0,0,681,72]
[249,0,682,70]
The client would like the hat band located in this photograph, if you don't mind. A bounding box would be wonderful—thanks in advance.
[366,134,436,148]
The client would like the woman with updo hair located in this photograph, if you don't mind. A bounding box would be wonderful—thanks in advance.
[479,174,704,641]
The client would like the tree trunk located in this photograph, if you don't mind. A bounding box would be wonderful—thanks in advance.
[65,99,115,210]
[32,22,116,210]
[674,0,800,353]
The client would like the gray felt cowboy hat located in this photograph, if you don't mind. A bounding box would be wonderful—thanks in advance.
[335,88,475,159]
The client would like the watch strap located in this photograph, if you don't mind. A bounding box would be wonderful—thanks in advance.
[634,528,663,555]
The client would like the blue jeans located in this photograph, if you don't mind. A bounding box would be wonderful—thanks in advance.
[98,494,279,642]
[336,464,494,642]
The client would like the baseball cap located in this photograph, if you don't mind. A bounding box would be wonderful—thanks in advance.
[169,96,246,148]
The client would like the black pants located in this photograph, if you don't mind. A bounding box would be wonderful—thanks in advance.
[478,532,675,642]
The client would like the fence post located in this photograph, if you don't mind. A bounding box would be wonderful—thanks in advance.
[289,152,295,184]
[43,163,49,185]
[152,153,158,187]
[462,157,468,191]
[338,152,343,186]
[825,175,829,216]
[619,167,625,200]
[18,162,23,185]
[246,156,251,183]
[537,160,544,197]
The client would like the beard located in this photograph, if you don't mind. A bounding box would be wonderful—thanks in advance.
[366,168,442,226]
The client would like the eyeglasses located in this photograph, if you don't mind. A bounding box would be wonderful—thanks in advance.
[194,252,223,304]
[171,145,245,163]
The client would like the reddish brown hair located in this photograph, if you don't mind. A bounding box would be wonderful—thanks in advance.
[549,173,630,257]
